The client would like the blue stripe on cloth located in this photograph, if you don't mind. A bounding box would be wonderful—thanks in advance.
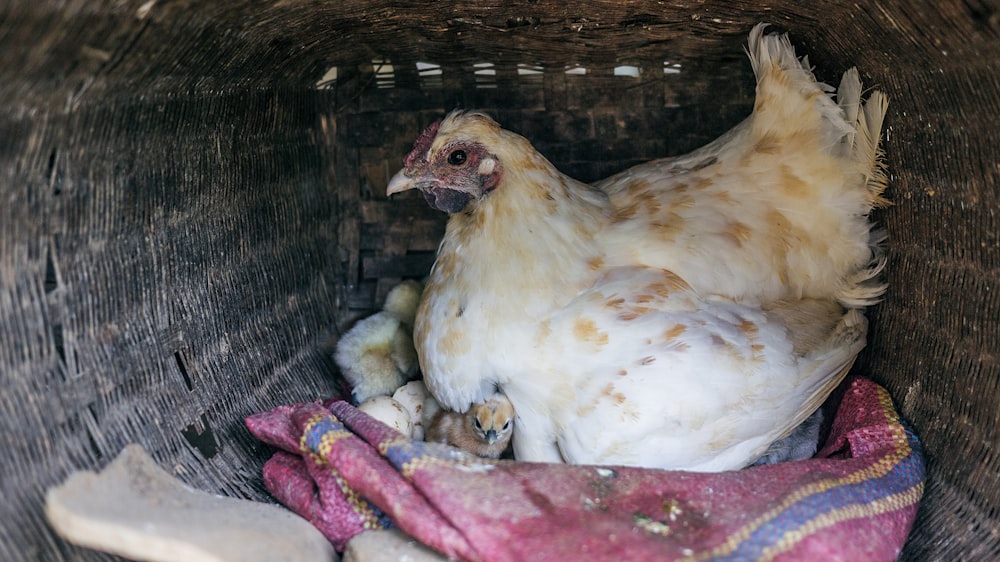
[716,421,925,560]
[302,414,345,452]
[382,436,481,471]
[301,413,394,530]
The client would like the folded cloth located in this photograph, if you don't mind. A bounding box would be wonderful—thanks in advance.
[245,377,924,561]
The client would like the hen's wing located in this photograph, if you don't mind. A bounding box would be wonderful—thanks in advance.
[507,267,864,471]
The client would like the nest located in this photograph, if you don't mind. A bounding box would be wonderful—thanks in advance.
[1,1,997,560]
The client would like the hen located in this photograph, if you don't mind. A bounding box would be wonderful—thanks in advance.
[386,24,888,471]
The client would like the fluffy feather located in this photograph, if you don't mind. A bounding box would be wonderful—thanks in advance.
[334,280,424,403]
[424,393,515,459]
[387,24,888,471]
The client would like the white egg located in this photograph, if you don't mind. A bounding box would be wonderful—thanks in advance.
[392,381,430,440]
[357,396,413,437]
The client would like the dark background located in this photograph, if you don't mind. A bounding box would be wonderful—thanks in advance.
[1,1,997,559]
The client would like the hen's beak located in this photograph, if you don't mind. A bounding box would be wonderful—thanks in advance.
[386,167,475,214]
[386,169,416,196]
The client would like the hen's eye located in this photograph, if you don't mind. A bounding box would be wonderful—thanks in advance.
[447,150,467,166]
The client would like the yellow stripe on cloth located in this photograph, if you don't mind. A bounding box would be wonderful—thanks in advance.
[758,482,924,561]
[301,412,384,529]
[686,385,914,561]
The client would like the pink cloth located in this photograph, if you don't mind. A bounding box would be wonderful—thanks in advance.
[245,377,924,561]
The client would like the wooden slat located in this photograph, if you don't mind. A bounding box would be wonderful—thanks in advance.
[361,253,437,280]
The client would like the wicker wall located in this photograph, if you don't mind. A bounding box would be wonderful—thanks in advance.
[1,1,997,560]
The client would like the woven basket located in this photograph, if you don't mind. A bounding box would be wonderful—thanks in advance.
[2,1,997,560]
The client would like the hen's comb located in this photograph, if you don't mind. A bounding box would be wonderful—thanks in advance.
[404,120,441,169]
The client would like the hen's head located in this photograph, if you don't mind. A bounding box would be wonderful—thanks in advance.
[386,111,508,214]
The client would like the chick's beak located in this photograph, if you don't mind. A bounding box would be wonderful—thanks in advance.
[485,429,498,443]
[386,169,416,196]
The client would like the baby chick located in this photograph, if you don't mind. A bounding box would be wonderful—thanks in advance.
[423,393,514,459]
[334,280,423,403]
[750,408,825,466]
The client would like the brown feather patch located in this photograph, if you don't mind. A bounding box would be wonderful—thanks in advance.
[664,324,688,341]
[574,317,609,346]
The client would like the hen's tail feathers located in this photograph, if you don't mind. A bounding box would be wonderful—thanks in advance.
[746,24,852,148]
[836,65,891,308]
[840,229,888,308]
[837,69,891,209]
[747,24,889,206]
[748,23,890,308]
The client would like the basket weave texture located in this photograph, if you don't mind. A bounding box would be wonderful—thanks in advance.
[1,1,997,560]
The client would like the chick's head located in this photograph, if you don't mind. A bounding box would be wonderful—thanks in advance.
[469,394,515,445]
[383,279,424,326]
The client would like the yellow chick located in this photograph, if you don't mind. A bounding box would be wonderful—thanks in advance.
[334,280,423,403]
[423,393,514,459]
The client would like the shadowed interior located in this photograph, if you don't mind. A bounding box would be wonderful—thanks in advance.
[0,1,997,560]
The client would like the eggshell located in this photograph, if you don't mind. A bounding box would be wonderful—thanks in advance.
[392,381,430,440]
[357,396,413,437]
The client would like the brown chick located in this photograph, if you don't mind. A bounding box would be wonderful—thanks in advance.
[423,393,514,459]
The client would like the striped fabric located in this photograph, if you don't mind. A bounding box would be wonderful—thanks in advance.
[246,377,924,561]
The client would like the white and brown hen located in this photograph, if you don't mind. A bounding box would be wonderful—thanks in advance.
[387,25,888,471]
